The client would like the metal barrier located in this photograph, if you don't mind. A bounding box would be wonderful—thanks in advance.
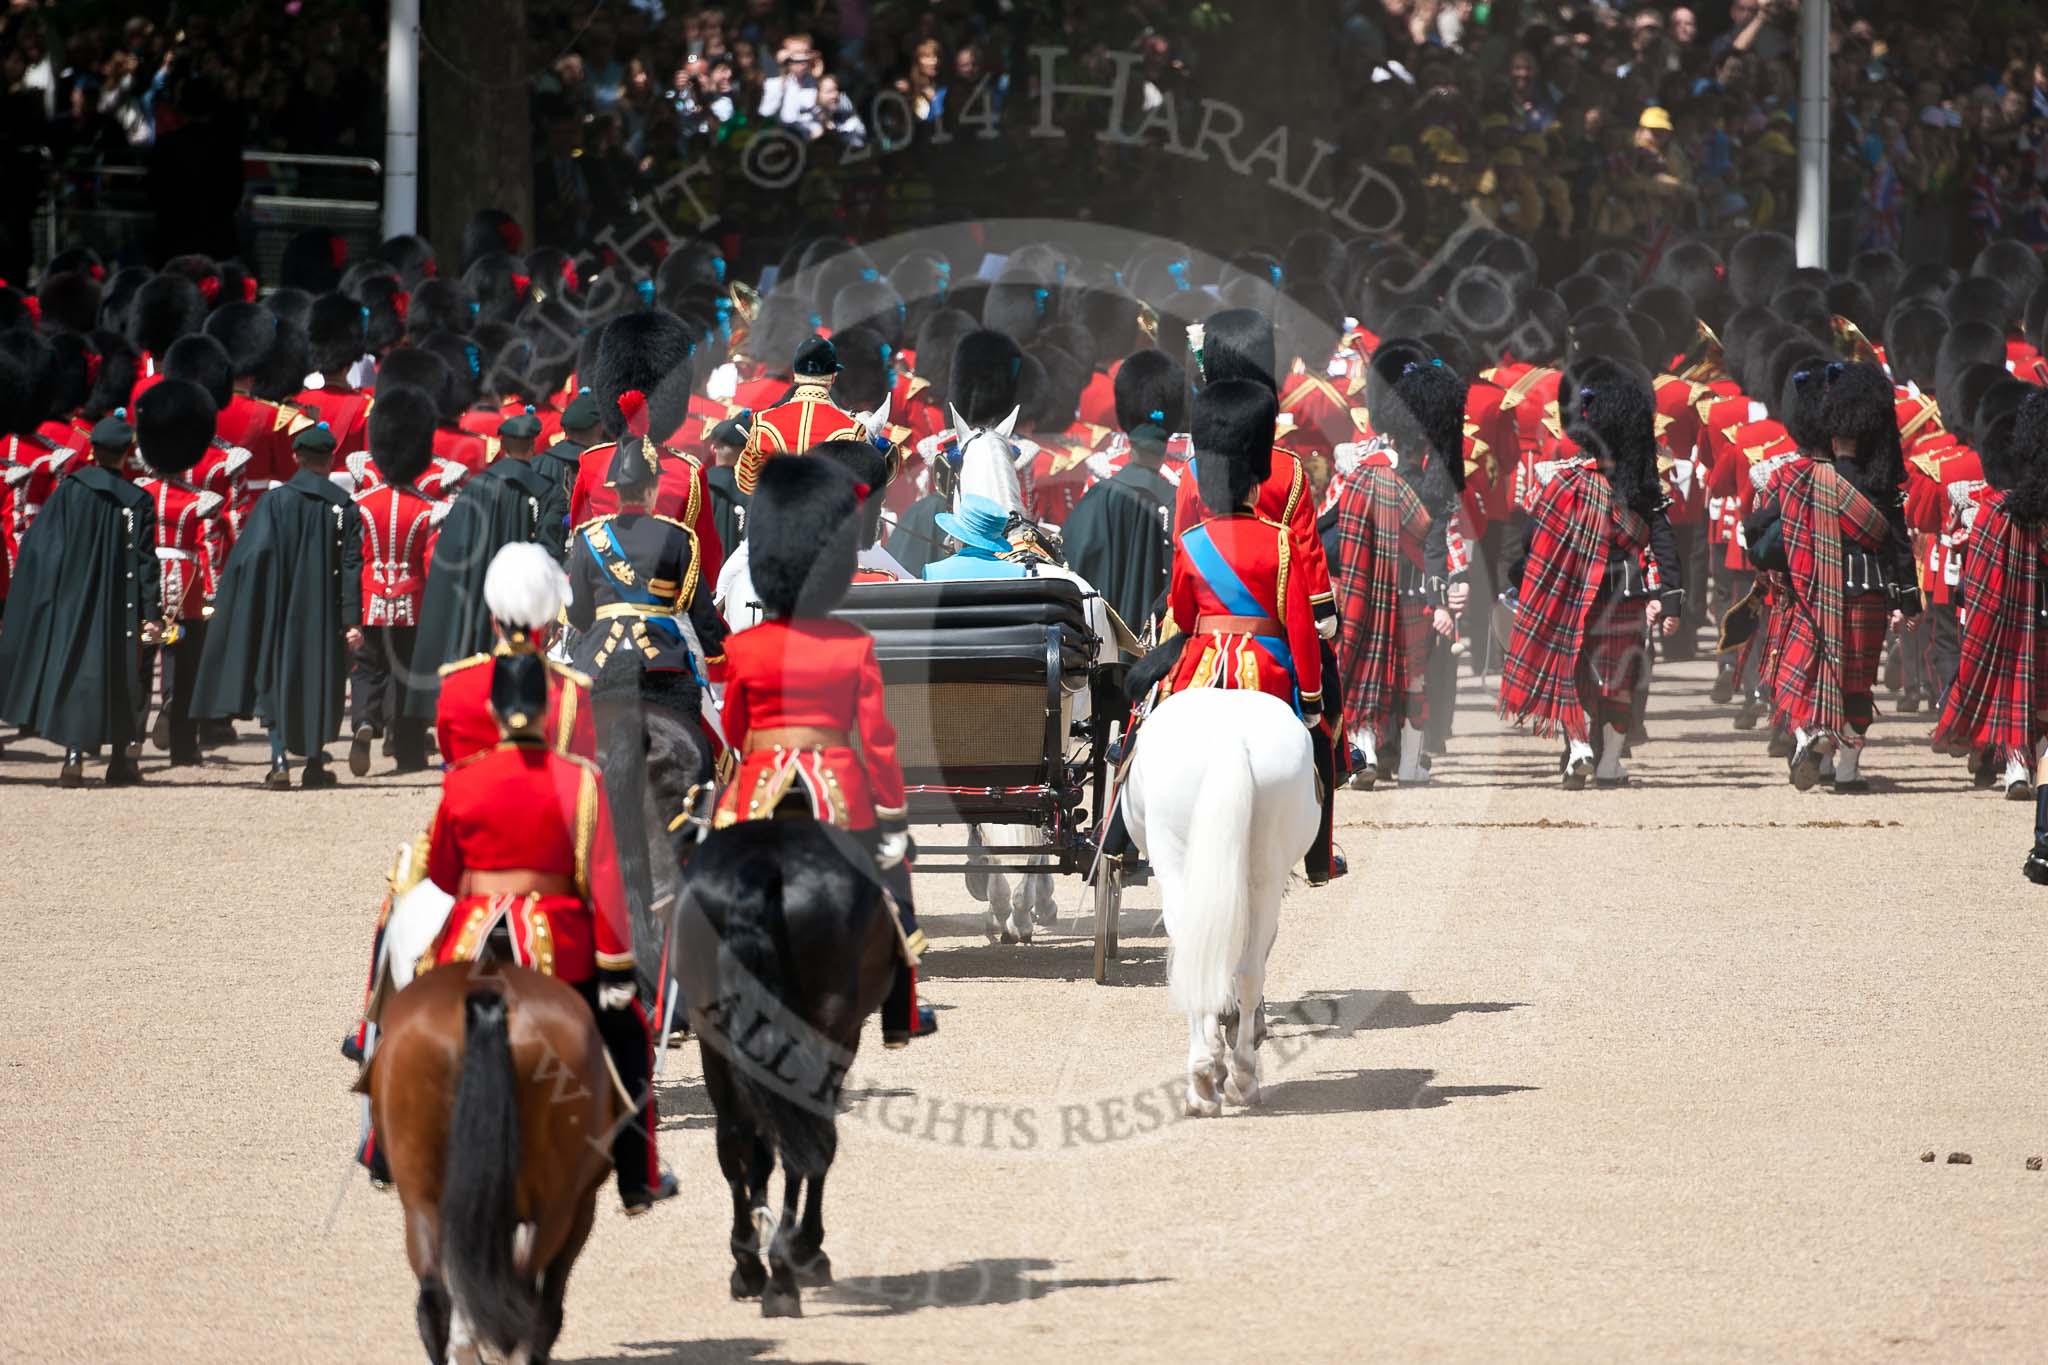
[32,150,383,282]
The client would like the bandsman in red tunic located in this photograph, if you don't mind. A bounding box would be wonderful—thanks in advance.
[568,312,724,582]
[421,649,675,1213]
[348,389,449,776]
[736,336,868,495]
[206,303,315,490]
[712,455,932,1046]
[133,380,226,766]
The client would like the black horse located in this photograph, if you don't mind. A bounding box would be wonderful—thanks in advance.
[674,817,897,1317]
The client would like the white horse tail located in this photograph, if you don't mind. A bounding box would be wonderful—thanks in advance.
[1167,730,1256,1017]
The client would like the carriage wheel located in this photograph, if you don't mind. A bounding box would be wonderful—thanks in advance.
[1092,861,1122,984]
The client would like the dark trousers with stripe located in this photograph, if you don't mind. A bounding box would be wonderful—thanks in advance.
[350,625,428,767]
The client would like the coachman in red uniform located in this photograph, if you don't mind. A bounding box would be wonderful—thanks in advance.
[133,380,226,765]
[422,650,675,1212]
[736,336,868,495]
[713,455,932,1046]
[348,388,448,775]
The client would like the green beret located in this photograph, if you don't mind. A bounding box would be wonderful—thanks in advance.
[560,390,600,430]
[500,405,543,440]
[295,421,338,457]
[91,409,135,449]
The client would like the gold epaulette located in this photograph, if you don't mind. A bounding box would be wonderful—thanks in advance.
[904,375,931,401]
[437,652,490,677]
[1909,452,1944,480]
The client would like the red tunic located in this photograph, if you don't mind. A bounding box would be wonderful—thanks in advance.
[435,651,596,766]
[216,393,310,488]
[569,441,723,588]
[1653,375,1708,525]
[1022,435,1098,526]
[713,617,906,830]
[732,372,789,416]
[426,741,632,984]
[1277,369,1367,459]
[135,476,224,619]
[293,383,373,459]
[1477,362,1562,511]
[434,426,495,473]
[3,433,82,580]
[1076,366,1119,430]
[736,379,867,494]
[1906,443,1983,606]
[1173,445,1335,620]
[1462,378,1519,528]
[1162,511,1324,711]
[355,482,444,627]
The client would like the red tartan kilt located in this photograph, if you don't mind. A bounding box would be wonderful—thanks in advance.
[1580,601,1648,695]
[1398,601,1435,689]
[1838,595,1890,697]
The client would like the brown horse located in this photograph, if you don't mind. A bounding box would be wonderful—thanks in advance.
[676,817,897,1317]
[367,961,622,1363]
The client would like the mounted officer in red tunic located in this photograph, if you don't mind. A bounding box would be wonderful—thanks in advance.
[712,455,933,1046]
[736,335,869,496]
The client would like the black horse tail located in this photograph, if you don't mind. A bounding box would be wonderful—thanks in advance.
[718,848,839,1179]
[438,989,534,1356]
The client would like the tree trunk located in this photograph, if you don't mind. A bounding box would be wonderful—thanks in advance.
[422,0,532,258]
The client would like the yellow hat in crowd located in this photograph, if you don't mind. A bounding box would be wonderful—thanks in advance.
[1639,106,1674,132]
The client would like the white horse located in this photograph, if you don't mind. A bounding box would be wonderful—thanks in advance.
[1123,688,1320,1115]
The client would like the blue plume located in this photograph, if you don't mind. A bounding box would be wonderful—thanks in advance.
[635,278,655,303]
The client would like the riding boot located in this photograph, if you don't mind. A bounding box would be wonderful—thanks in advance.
[588,986,670,1212]
[882,963,921,1047]
[1302,724,1335,885]
[2027,783,2048,885]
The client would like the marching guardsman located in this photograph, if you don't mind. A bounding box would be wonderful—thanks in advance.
[735,336,868,495]
[421,648,677,1213]
[0,409,159,787]
[566,437,728,942]
[192,422,364,789]
[205,303,315,491]
[1497,362,1681,789]
[132,379,227,766]
[348,388,448,776]
[569,312,724,583]
[293,292,375,458]
[713,455,935,1046]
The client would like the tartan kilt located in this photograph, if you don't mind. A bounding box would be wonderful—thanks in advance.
[1398,600,1435,725]
[1578,598,1648,704]
[1838,594,1890,700]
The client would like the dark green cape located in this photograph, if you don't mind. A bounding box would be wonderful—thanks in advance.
[706,464,747,561]
[1062,463,1175,632]
[535,440,583,563]
[192,469,362,756]
[0,466,158,750]
[401,456,549,719]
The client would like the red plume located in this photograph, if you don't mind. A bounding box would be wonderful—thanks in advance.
[198,275,221,305]
[852,482,872,501]
[649,237,671,261]
[329,235,348,270]
[242,275,259,302]
[84,351,102,389]
[422,258,438,278]
[391,290,410,322]
[89,264,105,282]
[618,389,651,437]
[560,260,581,292]
[497,220,525,254]
[511,272,532,297]
[23,296,40,325]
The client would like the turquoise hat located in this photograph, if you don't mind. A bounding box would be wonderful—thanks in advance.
[934,494,1013,555]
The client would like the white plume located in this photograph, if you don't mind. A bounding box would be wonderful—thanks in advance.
[484,541,572,629]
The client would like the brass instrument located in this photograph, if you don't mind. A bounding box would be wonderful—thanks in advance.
[1830,314,1884,367]
[1674,319,1729,385]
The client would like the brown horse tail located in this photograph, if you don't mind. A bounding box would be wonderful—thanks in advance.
[718,850,838,1179]
[439,988,535,1356]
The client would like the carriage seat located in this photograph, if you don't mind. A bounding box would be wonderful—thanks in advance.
[834,577,1096,687]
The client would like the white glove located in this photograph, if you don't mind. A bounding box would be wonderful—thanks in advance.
[1316,612,1338,640]
[878,831,908,868]
[597,982,636,1012]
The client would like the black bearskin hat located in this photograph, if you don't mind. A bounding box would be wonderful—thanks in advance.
[366,384,438,488]
[1971,239,2045,301]
[1630,284,1696,368]
[1980,411,2023,492]
[1448,267,1517,352]
[829,327,891,412]
[251,316,310,404]
[889,251,953,335]
[81,331,138,420]
[1037,321,1098,376]
[349,270,409,354]
[0,349,31,437]
[1777,351,1834,452]
[1192,379,1277,516]
[1728,231,1798,308]
[1936,322,2006,417]
[1944,275,2017,332]
[308,292,370,376]
[813,437,891,549]
[1762,335,1830,429]
[135,378,217,475]
[1380,358,1468,504]
[1564,358,1659,516]
[265,287,313,331]
[36,271,101,335]
[590,310,696,441]
[378,346,459,424]
[1895,262,1958,307]
[1848,248,1905,321]
[462,209,525,272]
[654,240,726,297]
[1827,279,1881,339]
[1557,273,1615,317]
[99,267,150,334]
[2007,390,2048,526]
[1883,303,1947,392]
[46,334,99,415]
[1200,308,1277,391]
[378,234,437,289]
[747,455,861,618]
[204,303,281,377]
[129,275,207,357]
[982,275,1052,349]
[1769,284,1832,343]
[1512,288,1571,365]
[1942,363,2008,443]
[1651,238,1726,310]
[418,331,486,410]
[1031,344,1089,431]
[1823,361,1904,494]
[407,278,475,340]
[2027,281,2048,356]
[0,330,57,426]
[831,278,906,346]
[1974,377,2035,453]
[162,334,233,409]
[1078,287,1140,365]
[1567,323,1646,374]
[280,228,348,294]
[1014,353,1050,430]
[1364,336,1434,429]
[913,308,978,405]
[949,329,1023,427]
[462,252,529,327]
[745,295,814,375]
[1114,348,1186,437]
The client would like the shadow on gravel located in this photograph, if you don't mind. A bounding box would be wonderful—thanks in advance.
[562,1337,857,1364]
[919,939,1167,986]
[1260,1067,1536,1115]
[1266,990,1523,1037]
[814,1256,1168,1316]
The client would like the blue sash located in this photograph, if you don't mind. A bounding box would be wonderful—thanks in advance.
[1180,523,1297,704]
[581,522,690,654]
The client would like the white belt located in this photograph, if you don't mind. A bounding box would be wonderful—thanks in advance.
[243,479,280,491]
[156,547,196,562]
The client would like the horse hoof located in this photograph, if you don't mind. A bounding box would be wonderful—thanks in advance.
[999,926,1018,945]
[1184,1092,1222,1118]
[1224,1078,1262,1107]
[761,1286,803,1319]
[731,1264,767,1300]
[793,1251,833,1287]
